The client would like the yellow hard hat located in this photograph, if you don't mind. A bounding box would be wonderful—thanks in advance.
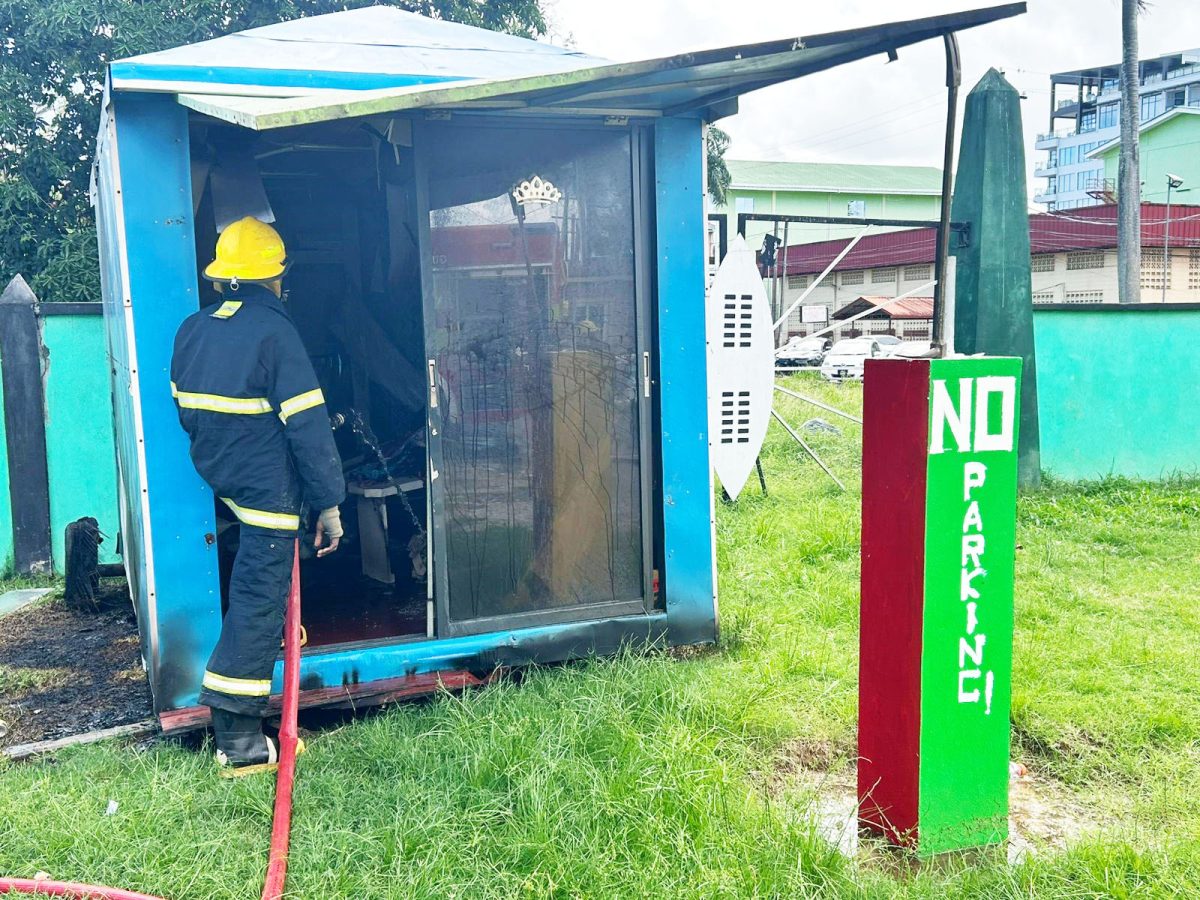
[203,217,288,286]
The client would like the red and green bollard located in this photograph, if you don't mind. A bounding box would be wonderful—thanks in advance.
[858,355,1021,856]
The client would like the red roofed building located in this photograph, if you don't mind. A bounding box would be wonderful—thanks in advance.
[768,202,1200,337]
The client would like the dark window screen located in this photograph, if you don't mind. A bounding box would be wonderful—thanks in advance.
[426,124,644,623]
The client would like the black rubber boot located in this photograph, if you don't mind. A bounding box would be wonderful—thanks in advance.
[211,707,277,768]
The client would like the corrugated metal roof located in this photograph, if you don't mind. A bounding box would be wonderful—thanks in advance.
[783,228,937,274]
[781,202,1200,274]
[727,159,943,195]
[119,3,1027,128]
[832,296,934,320]
[111,7,601,94]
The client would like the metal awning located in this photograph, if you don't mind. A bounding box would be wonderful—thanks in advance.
[177,3,1026,130]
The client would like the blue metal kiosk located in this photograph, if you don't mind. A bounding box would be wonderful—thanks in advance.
[92,4,1022,725]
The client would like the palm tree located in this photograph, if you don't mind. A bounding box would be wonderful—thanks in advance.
[1117,0,1145,304]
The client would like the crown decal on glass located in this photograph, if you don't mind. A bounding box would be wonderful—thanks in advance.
[512,175,562,207]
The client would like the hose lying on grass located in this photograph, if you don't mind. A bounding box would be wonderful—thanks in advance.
[260,543,302,900]
[0,542,305,900]
[0,880,163,899]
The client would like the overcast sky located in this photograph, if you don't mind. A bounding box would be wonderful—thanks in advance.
[542,0,1200,204]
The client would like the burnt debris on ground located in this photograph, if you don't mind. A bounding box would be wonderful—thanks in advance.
[0,580,151,750]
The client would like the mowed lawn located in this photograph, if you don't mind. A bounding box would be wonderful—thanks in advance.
[2,374,1199,898]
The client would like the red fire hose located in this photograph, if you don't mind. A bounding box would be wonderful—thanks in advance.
[260,543,302,900]
[0,882,162,899]
[0,542,305,900]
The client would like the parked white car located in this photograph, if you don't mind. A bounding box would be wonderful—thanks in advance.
[893,339,933,358]
[775,336,831,369]
[820,338,882,382]
[873,334,903,356]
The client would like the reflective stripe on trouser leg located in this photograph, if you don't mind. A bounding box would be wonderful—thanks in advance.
[200,527,295,716]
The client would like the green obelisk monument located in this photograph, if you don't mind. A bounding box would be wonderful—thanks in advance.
[952,69,1040,489]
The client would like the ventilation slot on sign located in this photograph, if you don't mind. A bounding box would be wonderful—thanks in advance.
[722,297,737,348]
[738,295,753,348]
[719,391,736,444]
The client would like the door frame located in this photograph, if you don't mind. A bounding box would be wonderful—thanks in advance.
[413,113,657,638]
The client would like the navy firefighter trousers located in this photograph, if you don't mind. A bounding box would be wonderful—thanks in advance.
[171,284,345,716]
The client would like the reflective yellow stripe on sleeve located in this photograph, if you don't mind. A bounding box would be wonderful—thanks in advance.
[202,670,272,697]
[171,383,273,415]
[220,498,300,531]
[278,388,326,424]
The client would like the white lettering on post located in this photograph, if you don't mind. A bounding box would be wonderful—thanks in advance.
[930,378,973,454]
[962,534,986,569]
[972,376,1017,453]
[959,634,987,667]
[929,377,1017,455]
[958,669,982,703]
[957,456,992,709]
[963,462,987,501]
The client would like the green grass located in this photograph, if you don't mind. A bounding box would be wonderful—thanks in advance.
[1,374,1199,897]
[0,666,72,698]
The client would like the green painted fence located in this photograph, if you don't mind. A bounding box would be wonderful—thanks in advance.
[1033,304,1200,481]
[0,296,120,575]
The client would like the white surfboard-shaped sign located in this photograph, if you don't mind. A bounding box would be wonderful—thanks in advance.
[706,235,774,499]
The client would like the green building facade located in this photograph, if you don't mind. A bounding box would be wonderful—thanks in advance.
[713,159,943,249]
[1091,107,1200,201]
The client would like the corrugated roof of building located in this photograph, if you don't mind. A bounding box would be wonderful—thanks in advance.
[781,202,1200,274]
[832,296,934,320]
[727,159,943,196]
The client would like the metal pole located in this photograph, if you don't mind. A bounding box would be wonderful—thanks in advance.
[770,220,780,323]
[773,384,863,424]
[779,220,789,339]
[770,409,845,492]
[1163,179,1172,303]
[931,32,961,358]
[773,225,872,334]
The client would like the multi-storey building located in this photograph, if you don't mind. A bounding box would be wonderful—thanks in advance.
[1034,49,1200,210]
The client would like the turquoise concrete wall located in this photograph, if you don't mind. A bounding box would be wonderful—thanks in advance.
[42,315,121,568]
[1034,307,1200,480]
[0,311,119,575]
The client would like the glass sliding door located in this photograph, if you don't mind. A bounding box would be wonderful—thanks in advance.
[417,120,651,634]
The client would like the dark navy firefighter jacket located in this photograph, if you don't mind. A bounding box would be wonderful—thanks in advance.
[170,285,345,533]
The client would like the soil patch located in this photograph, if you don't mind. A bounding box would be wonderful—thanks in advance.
[0,581,151,750]
[768,742,1105,865]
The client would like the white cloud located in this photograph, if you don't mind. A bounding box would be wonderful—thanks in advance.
[544,0,1200,201]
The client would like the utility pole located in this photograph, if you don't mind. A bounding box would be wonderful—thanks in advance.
[1117,0,1143,304]
[1163,174,1185,302]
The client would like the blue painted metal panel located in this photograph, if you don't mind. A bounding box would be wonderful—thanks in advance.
[654,117,717,644]
[111,92,222,712]
[277,613,670,694]
[95,100,153,661]
[109,63,464,92]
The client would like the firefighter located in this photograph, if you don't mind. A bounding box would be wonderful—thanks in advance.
[171,216,345,770]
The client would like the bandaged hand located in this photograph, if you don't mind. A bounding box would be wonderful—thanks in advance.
[315,506,343,557]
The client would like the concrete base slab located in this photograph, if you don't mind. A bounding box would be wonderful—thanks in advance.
[0,587,53,618]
